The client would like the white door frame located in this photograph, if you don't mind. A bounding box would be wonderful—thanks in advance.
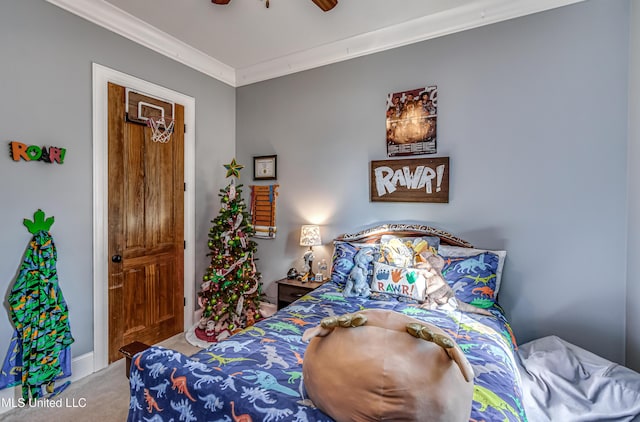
[92,63,196,371]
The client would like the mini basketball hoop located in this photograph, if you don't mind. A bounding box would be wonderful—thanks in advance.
[125,88,176,143]
[146,116,175,143]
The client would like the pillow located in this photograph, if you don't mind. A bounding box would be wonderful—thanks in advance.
[438,245,506,298]
[330,241,379,286]
[371,261,427,301]
[379,235,440,267]
[440,252,500,309]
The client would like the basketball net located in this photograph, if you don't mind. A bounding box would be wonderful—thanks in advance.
[146,116,175,143]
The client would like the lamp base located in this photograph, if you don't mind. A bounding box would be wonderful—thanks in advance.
[302,249,315,283]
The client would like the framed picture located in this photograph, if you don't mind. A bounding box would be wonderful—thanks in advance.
[386,85,437,157]
[253,155,277,180]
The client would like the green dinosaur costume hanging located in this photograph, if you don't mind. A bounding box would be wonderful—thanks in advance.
[2,210,74,399]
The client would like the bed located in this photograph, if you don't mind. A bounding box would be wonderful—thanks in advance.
[127,224,526,421]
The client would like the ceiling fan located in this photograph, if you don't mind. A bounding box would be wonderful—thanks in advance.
[211,0,338,12]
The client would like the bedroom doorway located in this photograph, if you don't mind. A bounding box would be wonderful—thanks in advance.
[106,83,184,363]
[92,64,196,371]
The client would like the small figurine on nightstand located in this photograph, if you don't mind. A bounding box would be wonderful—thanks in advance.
[287,268,299,279]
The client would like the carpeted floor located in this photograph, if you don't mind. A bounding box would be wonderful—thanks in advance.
[0,333,202,422]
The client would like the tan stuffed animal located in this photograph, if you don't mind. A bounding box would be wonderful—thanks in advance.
[416,250,492,316]
[302,309,474,422]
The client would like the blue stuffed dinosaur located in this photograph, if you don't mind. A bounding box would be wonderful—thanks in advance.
[343,249,374,298]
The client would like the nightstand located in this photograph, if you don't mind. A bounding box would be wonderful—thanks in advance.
[276,278,325,310]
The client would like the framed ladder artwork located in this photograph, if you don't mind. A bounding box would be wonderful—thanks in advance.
[250,185,279,239]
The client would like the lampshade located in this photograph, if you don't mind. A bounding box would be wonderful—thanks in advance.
[300,225,322,247]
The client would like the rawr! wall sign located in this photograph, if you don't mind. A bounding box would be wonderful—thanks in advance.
[370,157,449,203]
[9,141,66,164]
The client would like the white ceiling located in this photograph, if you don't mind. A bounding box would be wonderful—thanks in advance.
[47,0,584,87]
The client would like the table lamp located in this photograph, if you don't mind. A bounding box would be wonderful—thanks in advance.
[300,225,322,281]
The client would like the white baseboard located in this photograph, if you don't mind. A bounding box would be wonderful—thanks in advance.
[69,351,94,382]
[0,351,94,414]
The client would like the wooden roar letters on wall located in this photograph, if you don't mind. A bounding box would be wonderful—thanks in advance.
[9,141,66,164]
[370,157,449,203]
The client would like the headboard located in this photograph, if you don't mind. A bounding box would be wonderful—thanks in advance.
[334,223,473,248]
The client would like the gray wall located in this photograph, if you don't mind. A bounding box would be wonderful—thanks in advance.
[2,0,636,372]
[237,0,631,365]
[0,0,236,357]
[627,0,640,371]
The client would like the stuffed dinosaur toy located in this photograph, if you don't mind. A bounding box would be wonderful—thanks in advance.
[342,248,374,298]
[415,250,492,316]
[302,309,474,422]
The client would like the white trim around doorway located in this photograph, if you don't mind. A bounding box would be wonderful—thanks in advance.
[92,63,196,372]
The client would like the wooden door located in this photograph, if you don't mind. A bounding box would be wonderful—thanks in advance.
[107,83,184,363]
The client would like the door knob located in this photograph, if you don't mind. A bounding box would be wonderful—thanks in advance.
[111,254,122,263]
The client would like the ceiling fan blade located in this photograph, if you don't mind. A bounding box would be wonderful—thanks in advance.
[311,0,338,12]
[210,0,337,11]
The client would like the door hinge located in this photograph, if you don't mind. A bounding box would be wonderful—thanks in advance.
[184,240,186,249]
[184,182,186,192]
[184,124,187,133]
[184,297,186,307]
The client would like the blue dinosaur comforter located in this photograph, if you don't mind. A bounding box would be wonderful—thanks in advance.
[127,282,527,421]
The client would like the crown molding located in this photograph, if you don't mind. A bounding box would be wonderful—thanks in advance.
[47,0,585,88]
[235,0,585,86]
[46,0,236,86]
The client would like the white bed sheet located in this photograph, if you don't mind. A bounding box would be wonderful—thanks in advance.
[517,335,640,422]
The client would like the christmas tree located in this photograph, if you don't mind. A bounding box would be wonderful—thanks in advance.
[195,159,263,342]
